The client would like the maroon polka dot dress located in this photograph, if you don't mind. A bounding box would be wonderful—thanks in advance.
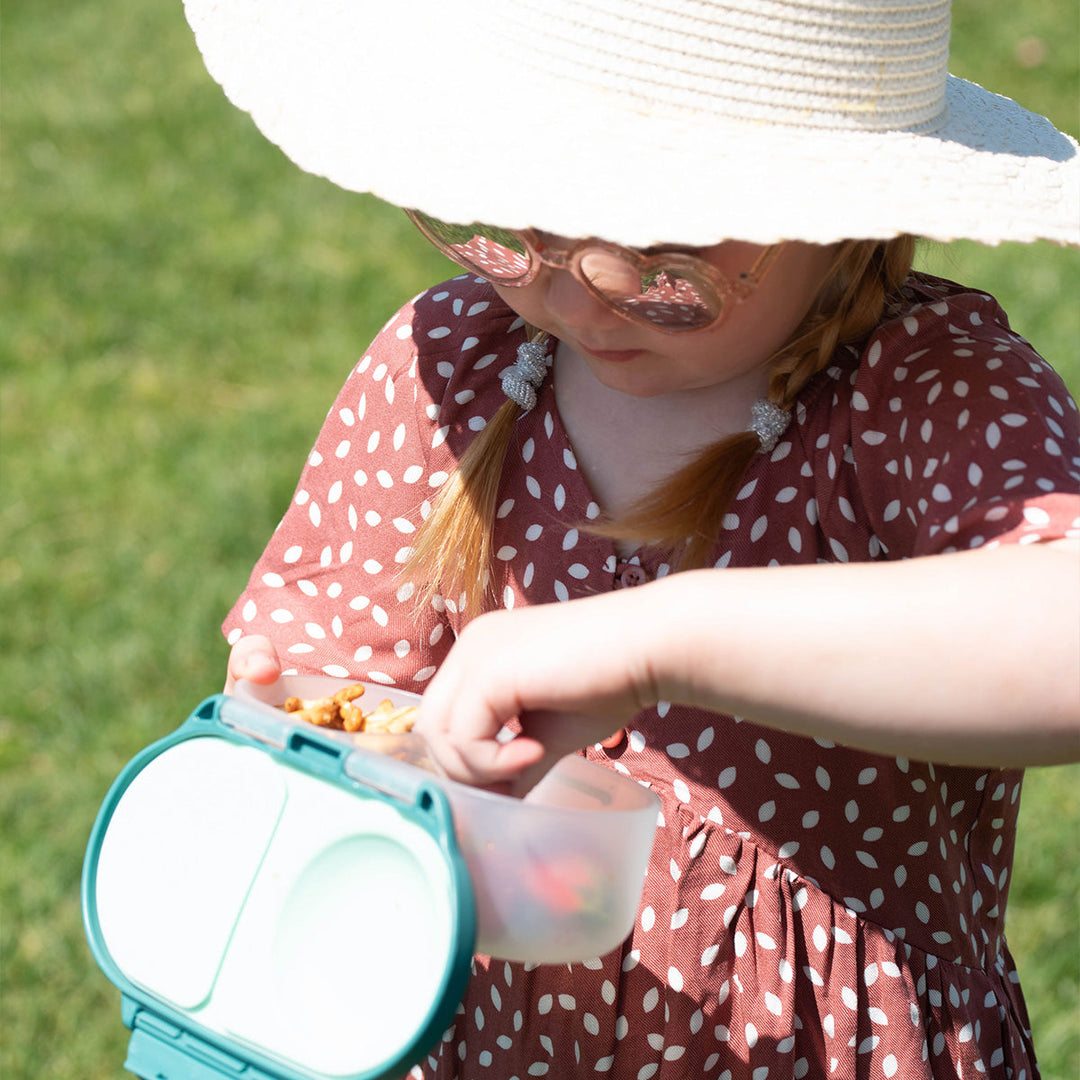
[225,273,1080,1079]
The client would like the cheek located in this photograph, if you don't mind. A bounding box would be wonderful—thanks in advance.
[491,282,550,327]
[711,304,796,374]
[722,245,839,354]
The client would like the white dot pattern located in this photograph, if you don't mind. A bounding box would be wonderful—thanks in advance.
[225,273,1080,1078]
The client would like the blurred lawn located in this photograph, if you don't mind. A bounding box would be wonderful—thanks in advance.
[1,2,1077,1078]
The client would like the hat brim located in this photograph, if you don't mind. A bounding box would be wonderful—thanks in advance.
[184,0,1080,248]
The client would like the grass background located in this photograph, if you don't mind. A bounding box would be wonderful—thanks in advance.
[1,1,1077,1077]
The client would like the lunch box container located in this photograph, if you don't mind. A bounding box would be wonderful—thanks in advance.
[82,682,659,1080]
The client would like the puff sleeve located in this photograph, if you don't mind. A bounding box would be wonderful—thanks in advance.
[223,295,449,688]
[848,281,1080,558]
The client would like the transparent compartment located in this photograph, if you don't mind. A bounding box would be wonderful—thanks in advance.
[233,676,659,963]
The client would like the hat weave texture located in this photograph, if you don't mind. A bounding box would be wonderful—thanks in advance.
[184,0,1080,248]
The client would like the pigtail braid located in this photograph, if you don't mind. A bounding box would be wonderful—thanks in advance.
[587,236,916,571]
[405,326,547,616]
[766,236,915,410]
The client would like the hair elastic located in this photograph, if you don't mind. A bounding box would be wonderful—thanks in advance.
[749,399,790,453]
[501,337,550,412]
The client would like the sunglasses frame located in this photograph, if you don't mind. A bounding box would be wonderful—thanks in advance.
[406,209,781,334]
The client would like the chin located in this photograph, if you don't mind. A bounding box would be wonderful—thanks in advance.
[592,369,698,399]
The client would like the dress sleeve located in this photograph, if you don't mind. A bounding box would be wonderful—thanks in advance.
[222,293,454,690]
[848,282,1080,558]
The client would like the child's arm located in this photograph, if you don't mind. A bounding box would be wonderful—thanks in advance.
[218,277,514,692]
[416,540,1080,787]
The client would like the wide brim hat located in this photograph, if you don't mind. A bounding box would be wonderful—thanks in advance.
[182,0,1080,249]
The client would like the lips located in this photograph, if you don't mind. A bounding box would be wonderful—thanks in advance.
[577,342,645,363]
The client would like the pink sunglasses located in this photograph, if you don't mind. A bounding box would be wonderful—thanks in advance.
[407,209,780,334]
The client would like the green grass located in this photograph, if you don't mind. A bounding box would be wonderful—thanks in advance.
[1,2,1077,1078]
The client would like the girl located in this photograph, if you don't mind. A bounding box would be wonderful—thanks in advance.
[188,1,1080,1076]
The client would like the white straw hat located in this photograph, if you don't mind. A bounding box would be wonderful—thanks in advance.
[182,0,1080,249]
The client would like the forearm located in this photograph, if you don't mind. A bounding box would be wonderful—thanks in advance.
[644,542,1080,766]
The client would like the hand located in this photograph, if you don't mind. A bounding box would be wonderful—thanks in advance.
[224,634,282,693]
[416,590,665,793]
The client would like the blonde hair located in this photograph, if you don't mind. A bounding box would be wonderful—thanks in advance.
[407,237,916,614]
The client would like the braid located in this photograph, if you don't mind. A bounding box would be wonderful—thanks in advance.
[406,397,521,616]
[589,236,917,570]
[405,326,548,617]
[767,237,915,410]
[407,237,916,611]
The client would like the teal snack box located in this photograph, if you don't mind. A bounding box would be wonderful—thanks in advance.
[82,694,476,1080]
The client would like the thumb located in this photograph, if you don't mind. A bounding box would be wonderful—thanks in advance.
[225,635,281,692]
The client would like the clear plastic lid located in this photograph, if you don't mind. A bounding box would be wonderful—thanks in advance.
[230,676,662,964]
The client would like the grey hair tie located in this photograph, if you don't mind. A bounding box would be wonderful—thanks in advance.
[749,399,790,453]
[501,338,549,412]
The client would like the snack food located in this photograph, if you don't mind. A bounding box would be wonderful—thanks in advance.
[282,683,418,734]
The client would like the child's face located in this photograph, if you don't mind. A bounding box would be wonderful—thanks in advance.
[492,237,840,399]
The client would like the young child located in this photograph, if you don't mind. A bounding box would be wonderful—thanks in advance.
[187,1,1080,1076]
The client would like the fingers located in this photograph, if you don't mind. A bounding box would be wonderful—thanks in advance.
[415,674,546,790]
[418,636,629,794]
[415,603,648,793]
[418,723,549,792]
[416,648,548,790]
[225,635,281,693]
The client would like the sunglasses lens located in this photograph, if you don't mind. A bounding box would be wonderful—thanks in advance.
[578,253,719,330]
[412,212,532,281]
[409,210,739,332]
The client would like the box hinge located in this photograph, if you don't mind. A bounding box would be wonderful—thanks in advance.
[123,998,276,1080]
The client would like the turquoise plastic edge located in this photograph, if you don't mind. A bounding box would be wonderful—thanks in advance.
[81,694,477,1080]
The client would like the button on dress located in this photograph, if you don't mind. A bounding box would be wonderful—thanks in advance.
[616,562,649,588]
[225,273,1080,1079]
